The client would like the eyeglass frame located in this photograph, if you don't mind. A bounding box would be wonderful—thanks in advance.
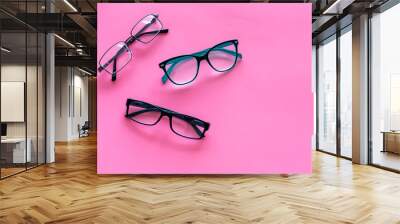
[159,39,242,85]
[98,13,169,81]
[125,98,210,139]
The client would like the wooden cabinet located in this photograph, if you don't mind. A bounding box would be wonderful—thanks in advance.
[382,132,400,154]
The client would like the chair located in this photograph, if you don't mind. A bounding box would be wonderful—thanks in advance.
[78,121,90,138]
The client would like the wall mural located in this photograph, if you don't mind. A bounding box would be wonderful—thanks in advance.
[97,3,313,174]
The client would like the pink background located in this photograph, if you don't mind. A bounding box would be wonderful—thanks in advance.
[97,3,313,174]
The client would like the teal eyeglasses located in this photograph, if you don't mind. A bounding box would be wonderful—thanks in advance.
[159,40,242,85]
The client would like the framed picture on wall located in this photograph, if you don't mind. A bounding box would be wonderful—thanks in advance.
[1,81,25,122]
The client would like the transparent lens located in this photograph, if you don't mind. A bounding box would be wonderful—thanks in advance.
[165,56,198,85]
[208,42,237,72]
[99,42,132,75]
[171,117,204,139]
[127,104,161,125]
[131,14,163,43]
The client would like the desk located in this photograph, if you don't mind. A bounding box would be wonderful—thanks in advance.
[382,131,400,154]
[1,138,31,163]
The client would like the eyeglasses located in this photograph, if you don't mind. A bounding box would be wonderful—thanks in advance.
[98,14,169,81]
[125,99,210,139]
[159,40,242,85]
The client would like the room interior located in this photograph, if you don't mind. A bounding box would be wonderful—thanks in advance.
[0,30,46,178]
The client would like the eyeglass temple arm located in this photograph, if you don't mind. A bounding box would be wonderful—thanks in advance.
[97,29,169,72]
[125,100,159,116]
[111,59,117,81]
[125,108,157,118]
[190,120,209,137]
[161,47,242,84]
[126,29,169,46]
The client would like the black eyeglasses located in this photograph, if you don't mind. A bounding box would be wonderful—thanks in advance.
[125,99,210,139]
[98,14,169,81]
[159,40,242,85]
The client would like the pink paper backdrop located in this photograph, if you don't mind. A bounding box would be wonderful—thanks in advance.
[97,3,313,174]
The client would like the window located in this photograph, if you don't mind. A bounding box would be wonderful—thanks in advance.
[339,27,352,158]
[0,1,46,179]
[317,36,337,154]
[371,3,400,171]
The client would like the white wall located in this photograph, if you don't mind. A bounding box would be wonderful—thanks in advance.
[55,66,69,141]
[70,73,89,138]
[1,65,42,137]
[55,67,89,141]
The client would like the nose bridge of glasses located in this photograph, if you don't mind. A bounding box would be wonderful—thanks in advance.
[125,35,136,45]
[193,48,209,59]
[159,107,177,116]
[155,111,172,126]
[157,112,204,138]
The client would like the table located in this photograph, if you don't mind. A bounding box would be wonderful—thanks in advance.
[1,138,31,163]
[382,131,400,154]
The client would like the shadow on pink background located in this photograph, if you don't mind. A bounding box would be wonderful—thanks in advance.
[97,3,313,174]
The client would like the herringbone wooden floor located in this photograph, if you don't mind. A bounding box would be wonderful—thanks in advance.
[1,134,400,224]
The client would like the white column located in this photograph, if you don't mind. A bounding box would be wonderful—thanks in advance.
[45,0,55,163]
[46,32,55,163]
[352,14,369,164]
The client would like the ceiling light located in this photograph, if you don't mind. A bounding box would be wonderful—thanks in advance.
[1,47,11,53]
[78,68,93,76]
[63,0,78,12]
[54,34,75,48]
[323,0,342,14]
[322,0,355,15]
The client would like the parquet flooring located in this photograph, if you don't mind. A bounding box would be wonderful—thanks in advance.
[0,167,25,178]
[1,134,400,223]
